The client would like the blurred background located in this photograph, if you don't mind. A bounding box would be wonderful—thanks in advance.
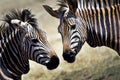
[0,0,120,80]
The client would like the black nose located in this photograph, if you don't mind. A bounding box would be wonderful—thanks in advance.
[63,50,76,63]
[46,56,59,70]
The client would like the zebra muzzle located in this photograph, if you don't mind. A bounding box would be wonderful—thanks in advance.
[45,56,59,70]
[63,50,76,63]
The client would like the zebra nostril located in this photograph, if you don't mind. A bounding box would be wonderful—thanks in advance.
[46,56,59,70]
[63,50,76,63]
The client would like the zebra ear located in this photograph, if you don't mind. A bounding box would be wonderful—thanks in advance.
[43,5,59,18]
[11,19,32,33]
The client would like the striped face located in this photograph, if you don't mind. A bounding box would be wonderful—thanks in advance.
[58,11,87,63]
[11,19,59,70]
[24,29,59,70]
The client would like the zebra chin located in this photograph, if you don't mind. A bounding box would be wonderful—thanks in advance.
[45,56,59,70]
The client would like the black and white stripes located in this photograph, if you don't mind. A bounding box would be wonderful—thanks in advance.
[0,9,59,80]
[59,0,120,53]
[78,1,120,53]
[1,21,30,79]
[43,0,120,63]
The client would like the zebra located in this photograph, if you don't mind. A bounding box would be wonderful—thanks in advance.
[0,9,59,80]
[43,0,120,63]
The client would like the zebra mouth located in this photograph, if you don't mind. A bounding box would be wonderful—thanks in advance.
[63,50,76,63]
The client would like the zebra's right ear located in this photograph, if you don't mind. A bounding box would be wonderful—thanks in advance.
[43,5,59,18]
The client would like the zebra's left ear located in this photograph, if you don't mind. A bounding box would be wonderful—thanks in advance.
[43,5,59,18]
[11,19,33,33]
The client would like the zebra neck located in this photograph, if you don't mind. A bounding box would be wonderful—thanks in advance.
[83,6,119,53]
[87,26,107,47]
[87,25,119,54]
[1,27,30,77]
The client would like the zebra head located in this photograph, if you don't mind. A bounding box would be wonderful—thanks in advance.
[8,9,59,70]
[59,12,87,63]
[43,0,87,63]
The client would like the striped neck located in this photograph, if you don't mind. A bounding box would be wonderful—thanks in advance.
[1,27,29,78]
[77,5,119,52]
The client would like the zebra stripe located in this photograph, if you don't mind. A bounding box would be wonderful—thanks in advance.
[57,0,120,56]
[0,9,59,80]
[1,24,30,79]
[74,0,120,53]
[43,0,119,63]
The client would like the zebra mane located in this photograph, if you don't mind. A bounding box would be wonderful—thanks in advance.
[77,0,120,9]
[4,9,37,27]
[58,0,120,12]
[0,9,38,33]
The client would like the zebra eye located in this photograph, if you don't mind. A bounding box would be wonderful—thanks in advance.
[32,39,39,43]
[71,25,76,30]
